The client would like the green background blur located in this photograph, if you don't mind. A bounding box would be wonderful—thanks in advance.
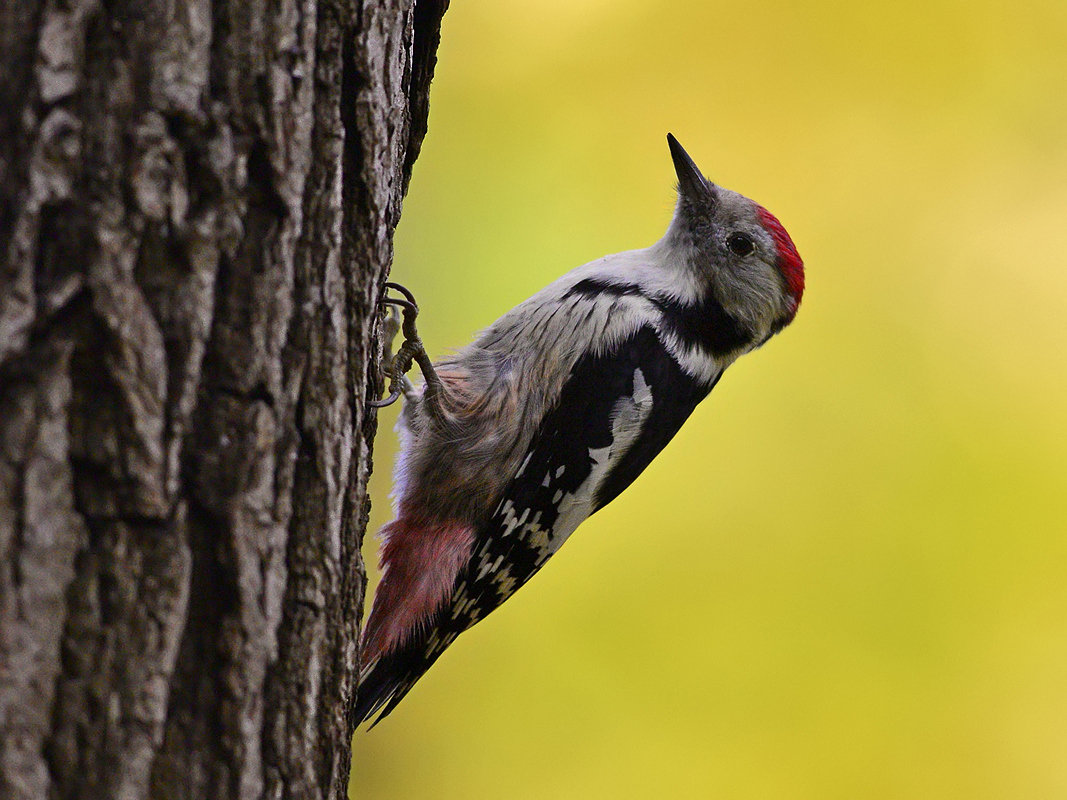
[351,1,1067,797]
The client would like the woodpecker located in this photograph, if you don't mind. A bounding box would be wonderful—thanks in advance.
[356,134,804,726]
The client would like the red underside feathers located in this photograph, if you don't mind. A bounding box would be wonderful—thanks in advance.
[361,514,476,665]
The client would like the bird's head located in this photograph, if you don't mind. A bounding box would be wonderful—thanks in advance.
[666,133,804,336]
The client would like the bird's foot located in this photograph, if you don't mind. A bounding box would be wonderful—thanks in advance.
[370,282,441,409]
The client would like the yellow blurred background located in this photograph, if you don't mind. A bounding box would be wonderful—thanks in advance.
[352,1,1067,796]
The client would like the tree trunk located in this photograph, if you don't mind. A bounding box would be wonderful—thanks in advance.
[0,0,447,797]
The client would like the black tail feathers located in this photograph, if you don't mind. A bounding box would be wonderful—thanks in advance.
[354,656,414,728]
[354,639,444,727]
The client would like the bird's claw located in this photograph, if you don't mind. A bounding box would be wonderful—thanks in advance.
[370,282,437,408]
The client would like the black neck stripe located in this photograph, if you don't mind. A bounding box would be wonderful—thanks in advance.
[565,277,753,358]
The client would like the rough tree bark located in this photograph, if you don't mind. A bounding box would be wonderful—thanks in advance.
[0,0,448,797]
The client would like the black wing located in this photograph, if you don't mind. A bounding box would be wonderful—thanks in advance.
[356,324,719,725]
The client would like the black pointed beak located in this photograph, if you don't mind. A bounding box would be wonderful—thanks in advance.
[667,133,714,204]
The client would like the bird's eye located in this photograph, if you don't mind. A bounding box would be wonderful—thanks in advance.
[726,232,755,257]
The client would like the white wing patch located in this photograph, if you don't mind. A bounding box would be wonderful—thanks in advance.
[464,367,657,610]
[538,366,655,559]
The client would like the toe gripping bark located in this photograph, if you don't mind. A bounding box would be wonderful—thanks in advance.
[370,282,441,409]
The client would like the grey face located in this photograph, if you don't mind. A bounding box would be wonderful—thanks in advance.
[667,134,795,331]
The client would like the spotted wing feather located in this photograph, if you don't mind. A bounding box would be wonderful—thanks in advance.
[355,325,716,725]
